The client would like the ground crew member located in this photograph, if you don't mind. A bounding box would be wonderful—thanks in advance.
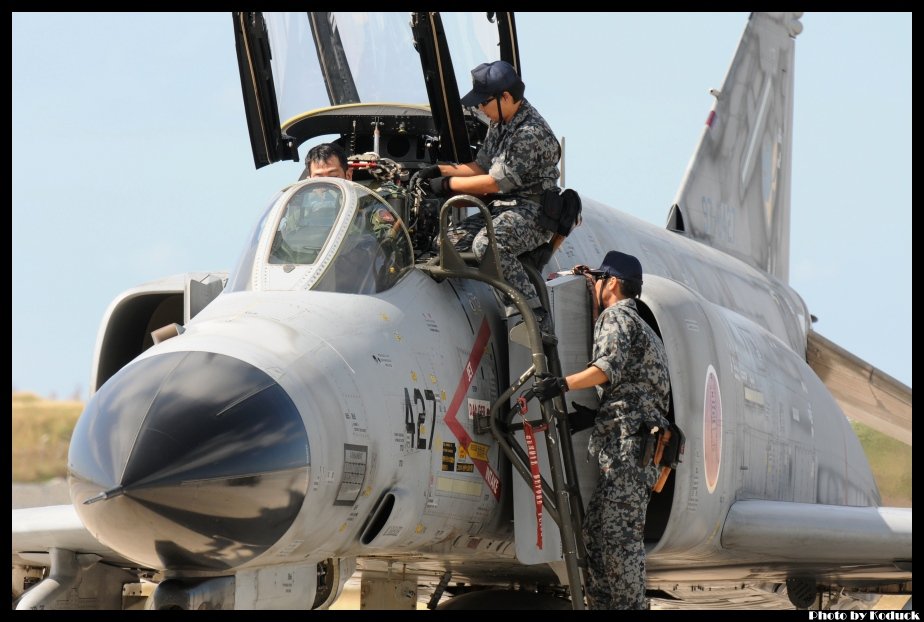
[419,60,560,332]
[533,250,671,609]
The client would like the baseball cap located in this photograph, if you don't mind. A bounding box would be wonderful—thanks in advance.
[460,60,520,107]
[589,251,643,281]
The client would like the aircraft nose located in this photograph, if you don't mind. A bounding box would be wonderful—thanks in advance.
[68,351,310,571]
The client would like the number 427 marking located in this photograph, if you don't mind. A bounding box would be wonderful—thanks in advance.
[405,387,436,450]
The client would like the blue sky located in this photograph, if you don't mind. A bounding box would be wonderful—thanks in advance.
[12,12,911,398]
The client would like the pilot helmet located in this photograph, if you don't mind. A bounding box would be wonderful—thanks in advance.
[370,206,396,235]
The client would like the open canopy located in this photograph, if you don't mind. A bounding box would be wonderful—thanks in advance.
[233,12,520,168]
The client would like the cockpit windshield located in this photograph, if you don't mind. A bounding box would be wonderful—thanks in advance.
[269,183,343,265]
[310,187,414,295]
[235,179,414,295]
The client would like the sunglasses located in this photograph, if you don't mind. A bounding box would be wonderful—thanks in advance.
[478,96,496,108]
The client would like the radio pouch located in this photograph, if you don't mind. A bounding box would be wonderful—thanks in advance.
[538,188,582,236]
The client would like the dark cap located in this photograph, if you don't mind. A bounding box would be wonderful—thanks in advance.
[590,251,643,281]
[460,60,520,107]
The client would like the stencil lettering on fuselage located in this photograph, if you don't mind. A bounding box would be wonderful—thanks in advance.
[334,443,367,506]
[703,365,723,493]
[442,442,456,471]
[404,387,437,451]
[443,318,501,500]
[467,398,489,422]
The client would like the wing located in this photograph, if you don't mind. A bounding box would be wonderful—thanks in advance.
[12,505,136,566]
[807,330,912,446]
[722,500,912,583]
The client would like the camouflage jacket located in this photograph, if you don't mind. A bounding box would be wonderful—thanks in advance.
[588,298,671,457]
[474,99,560,198]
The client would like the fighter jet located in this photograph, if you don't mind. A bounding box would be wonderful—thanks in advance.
[12,12,911,610]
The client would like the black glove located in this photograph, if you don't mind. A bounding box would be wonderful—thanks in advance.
[533,374,567,402]
[417,164,441,180]
[428,176,452,196]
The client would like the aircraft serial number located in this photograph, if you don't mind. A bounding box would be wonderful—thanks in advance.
[405,387,437,450]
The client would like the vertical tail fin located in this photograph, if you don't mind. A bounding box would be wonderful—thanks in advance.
[667,12,803,283]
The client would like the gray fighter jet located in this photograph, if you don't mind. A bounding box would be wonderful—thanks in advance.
[12,12,911,610]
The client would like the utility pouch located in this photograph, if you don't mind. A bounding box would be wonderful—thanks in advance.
[652,421,686,493]
[655,422,685,469]
[537,188,582,236]
[638,424,659,468]
[653,429,671,467]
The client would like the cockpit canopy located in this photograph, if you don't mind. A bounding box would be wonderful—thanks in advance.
[227,13,523,296]
[233,12,520,168]
[228,178,414,295]
[270,183,343,266]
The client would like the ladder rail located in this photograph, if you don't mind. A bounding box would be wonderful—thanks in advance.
[521,261,588,541]
[418,195,586,610]
[487,365,561,523]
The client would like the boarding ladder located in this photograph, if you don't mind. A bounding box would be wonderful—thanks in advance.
[417,195,587,610]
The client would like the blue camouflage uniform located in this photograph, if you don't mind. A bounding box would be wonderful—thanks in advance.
[583,298,671,610]
[446,99,560,309]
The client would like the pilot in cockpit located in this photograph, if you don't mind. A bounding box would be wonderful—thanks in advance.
[269,143,414,294]
[299,142,353,182]
[276,143,352,248]
[271,182,343,266]
[300,142,399,243]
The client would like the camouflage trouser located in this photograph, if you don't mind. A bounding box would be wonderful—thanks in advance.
[582,435,659,610]
[445,201,550,307]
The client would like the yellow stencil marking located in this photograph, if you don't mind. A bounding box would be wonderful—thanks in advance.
[467,442,489,461]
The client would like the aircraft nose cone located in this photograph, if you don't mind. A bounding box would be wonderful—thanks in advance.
[68,351,310,571]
